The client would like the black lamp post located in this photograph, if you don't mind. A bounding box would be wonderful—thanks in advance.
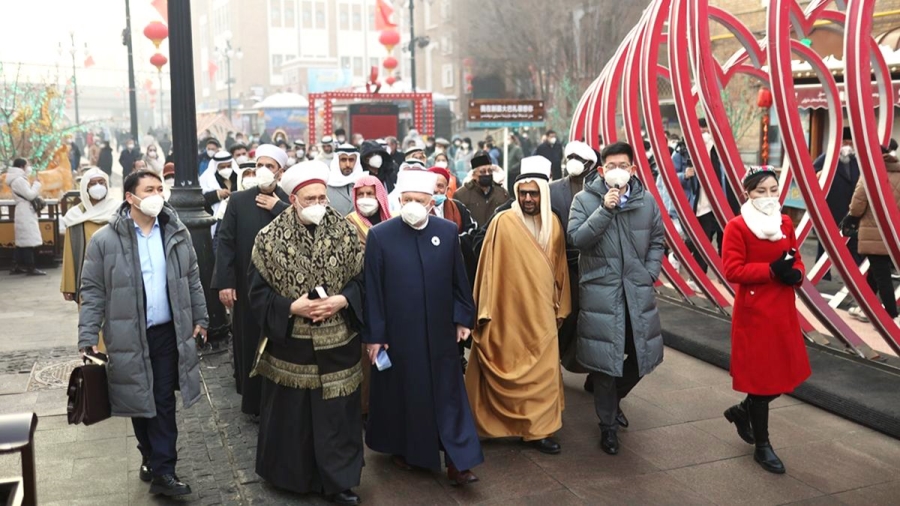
[123,0,139,146]
[167,0,229,345]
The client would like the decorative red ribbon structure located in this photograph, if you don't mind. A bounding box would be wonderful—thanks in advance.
[571,0,900,358]
[307,91,434,147]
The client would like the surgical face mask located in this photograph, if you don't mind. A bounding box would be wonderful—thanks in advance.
[241,177,258,189]
[701,132,713,146]
[287,157,297,166]
[356,197,379,216]
[368,154,383,169]
[235,155,250,164]
[297,203,327,225]
[548,137,557,145]
[454,140,461,147]
[256,168,276,191]
[433,194,447,206]
[337,136,346,143]
[134,194,164,218]
[127,143,135,150]
[435,161,449,169]
[297,149,305,158]
[87,184,108,200]
[401,201,429,227]
[218,167,234,179]
[206,149,216,158]
[604,167,631,189]
[839,145,854,159]
[165,177,175,187]
[148,151,158,159]
[478,175,493,187]
[462,142,470,149]
[751,196,781,216]
[566,159,586,177]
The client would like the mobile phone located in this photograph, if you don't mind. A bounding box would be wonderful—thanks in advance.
[375,348,392,371]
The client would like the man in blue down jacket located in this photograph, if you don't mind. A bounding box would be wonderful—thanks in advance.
[78,169,208,497]
[568,141,665,457]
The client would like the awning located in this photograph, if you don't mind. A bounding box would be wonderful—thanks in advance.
[795,81,900,109]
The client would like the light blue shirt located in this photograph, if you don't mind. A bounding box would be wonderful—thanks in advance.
[134,217,171,327]
[618,185,632,207]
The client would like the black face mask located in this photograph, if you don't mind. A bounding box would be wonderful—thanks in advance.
[478,175,493,187]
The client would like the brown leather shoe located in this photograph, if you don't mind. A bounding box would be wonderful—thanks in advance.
[447,464,479,486]
[391,455,413,471]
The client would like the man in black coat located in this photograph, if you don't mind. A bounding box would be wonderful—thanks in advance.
[212,144,290,417]
[360,140,396,193]
[813,126,863,269]
[118,139,142,178]
[534,130,565,180]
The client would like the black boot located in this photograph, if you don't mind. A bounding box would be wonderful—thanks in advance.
[724,397,754,445]
[749,396,785,474]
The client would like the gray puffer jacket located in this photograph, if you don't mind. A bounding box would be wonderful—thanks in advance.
[567,176,665,377]
[78,202,208,417]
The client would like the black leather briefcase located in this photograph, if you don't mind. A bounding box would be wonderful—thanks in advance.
[66,355,111,426]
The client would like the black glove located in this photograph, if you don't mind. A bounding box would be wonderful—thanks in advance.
[778,267,803,286]
[769,251,796,280]
[840,215,860,237]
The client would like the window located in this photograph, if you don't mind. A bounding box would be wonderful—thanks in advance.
[353,57,363,76]
[442,64,454,89]
[285,0,295,27]
[315,1,325,27]
[440,36,452,56]
[341,56,351,69]
[369,5,376,30]
[352,5,362,31]
[272,54,284,74]
[339,3,349,30]
[270,0,281,28]
[440,0,451,21]
[369,57,379,73]
[301,1,312,28]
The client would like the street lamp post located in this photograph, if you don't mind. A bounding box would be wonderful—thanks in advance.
[216,34,242,125]
[68,33,81,124]
[167,0,229,346]
[123,0,140,146]
[409,0,416,92]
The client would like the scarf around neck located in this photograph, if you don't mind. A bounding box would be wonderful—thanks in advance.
[740,200,785,242]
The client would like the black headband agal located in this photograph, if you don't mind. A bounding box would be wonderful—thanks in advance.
[515,172,550,182]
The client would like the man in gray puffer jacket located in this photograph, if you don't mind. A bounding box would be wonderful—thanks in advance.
[568,142,665,456]
[78,169,208,497]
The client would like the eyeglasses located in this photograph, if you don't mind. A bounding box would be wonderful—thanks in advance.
[603,162,633,171]
[518,190,540,199]
[299,196,329,206]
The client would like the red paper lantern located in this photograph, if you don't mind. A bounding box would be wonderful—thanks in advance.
[379,29,400,52]
[150,53,168,72]
[386,76,397,86]
[466,84,473,93]
[465,74,473,82]
[143,21,169,49]
[757,87,773,108]
[382,56,398,70]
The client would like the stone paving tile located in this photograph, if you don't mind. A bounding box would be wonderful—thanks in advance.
[524,435,661,489]
[777,440,900,494]
[631,384,749,424]
[439,447,565,505]
[0,373,30,394]
[617,423,747,470]
[569,471,716,505]
[666,456,824,505]
[484,487,586,506]
[831,480,900,505]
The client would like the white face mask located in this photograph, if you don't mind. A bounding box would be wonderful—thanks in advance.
[127,144,135,150]
[751,196,781,216]
[148,151,158,159]
[604,167,631,189]
[297,203,327,225]
[400,201,429,227]
[165,177,175,187]
[256,167,277,191]
[297,149,305,158]
[218,167,234,179]
[337,136,346,143]
[368,154,383,169]
[207,149,217,158]
[135,194,165,218]
[356,197,379,217]
[287,157,297,166]
[839,145,854,159]
[701,132,713,147]
[435,161,449,169]
[235,155,250,164]
[548,137,557,145]
[87,184,108,200]
[241,177,258,189]
[566,159,586,177]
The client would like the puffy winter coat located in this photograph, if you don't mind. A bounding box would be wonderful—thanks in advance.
[4,167,43,247]
[567,176,666,377]
[848,154,900,256]
[78,203,208,417]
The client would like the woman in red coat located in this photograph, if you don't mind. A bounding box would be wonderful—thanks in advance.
[721,166,811,474]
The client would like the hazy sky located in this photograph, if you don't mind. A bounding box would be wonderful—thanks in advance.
[1,0,171,89]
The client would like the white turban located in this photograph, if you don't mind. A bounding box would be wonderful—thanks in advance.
[255,144,289,169]
[280,160,330,195]
[396,169,437,196]
[564,140,598,164]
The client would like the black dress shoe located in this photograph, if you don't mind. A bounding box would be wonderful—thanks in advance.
[448,464,479,486]
[527,437,561,455]
[724,404,755,445]
[754,443,785,474]
[328,489,361,505]
[391,455,413,470]
[600,429,619,455]
[149,474,192,496]
[616,408,629,428]
[139,456,152,482]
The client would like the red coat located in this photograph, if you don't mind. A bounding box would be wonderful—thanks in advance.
[722,214,811,395]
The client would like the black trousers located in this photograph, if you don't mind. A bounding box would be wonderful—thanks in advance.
[689,212,722,274]
[13,247,36,270]
[132,322,179,477]
[589,311,641,430]
[867,254,899,318]
[745,394,780,445]
[816,235,863,279]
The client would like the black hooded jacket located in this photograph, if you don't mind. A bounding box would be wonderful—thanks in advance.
[360,140,397,192]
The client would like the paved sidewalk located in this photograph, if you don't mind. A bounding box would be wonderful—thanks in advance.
[1,268,900,505]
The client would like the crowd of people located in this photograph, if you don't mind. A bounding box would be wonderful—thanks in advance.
[0,118,889,504]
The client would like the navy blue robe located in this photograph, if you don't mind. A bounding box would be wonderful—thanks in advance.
[363,217,484,472]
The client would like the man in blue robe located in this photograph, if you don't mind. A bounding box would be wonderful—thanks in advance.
[363,169,484,486]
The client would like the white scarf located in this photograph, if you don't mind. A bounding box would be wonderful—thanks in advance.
[511,177,552,252]
[327,152,366,188]
[740,200,785,242]
[63,168,119,227]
